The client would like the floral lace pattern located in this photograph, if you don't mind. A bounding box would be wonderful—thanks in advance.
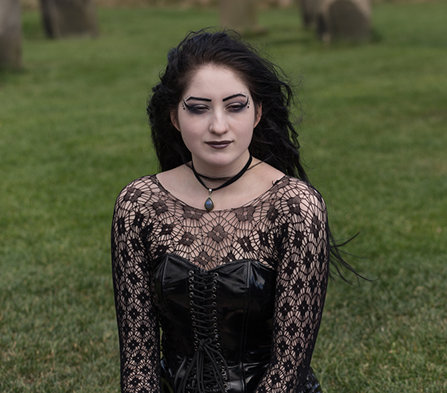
[112,175,329,392]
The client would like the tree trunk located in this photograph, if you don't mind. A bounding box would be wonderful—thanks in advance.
[0,0,22,69]
[317,0,372,42]
[39,0,98,39]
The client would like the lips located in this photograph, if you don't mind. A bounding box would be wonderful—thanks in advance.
[205,140,233,149]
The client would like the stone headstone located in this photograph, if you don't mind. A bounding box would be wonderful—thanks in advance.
[296,0,324,29]
[0,0,22,69]
[317,0,371,42]
[220,0,264,35]
[39,0,98,39]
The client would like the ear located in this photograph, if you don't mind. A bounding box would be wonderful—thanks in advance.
[254,103,262,128]
[170,109,180,131]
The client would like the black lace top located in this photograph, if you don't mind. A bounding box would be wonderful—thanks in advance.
[112,175,329,393]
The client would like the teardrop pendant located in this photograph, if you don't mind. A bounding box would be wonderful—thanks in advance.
[204,197,214,212]
[190,154,252,213]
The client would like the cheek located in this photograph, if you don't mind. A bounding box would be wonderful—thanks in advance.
[175,111,193,132]
[176,118,203,147]
[177,117,202,136]
[239,121,255,142]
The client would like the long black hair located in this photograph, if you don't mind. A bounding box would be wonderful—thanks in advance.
[148,29,307,180]
[147,30,362,281]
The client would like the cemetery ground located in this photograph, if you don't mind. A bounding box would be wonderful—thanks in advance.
[0,2,446,392]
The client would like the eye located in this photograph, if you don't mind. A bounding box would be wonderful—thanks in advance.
[183,102,209,114]
[226,102,246,112]
[226,96,249,113]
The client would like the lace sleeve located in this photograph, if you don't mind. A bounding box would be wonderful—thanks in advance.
[256,184,329,392]
[111,182,161,393]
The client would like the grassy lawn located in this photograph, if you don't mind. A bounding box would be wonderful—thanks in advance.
[1,2,446,392]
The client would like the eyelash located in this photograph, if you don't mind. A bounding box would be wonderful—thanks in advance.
[182,97,250,114]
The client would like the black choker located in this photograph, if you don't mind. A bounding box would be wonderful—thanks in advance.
[191,154,253,212]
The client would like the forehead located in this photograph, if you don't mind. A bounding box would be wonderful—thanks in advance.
[184,64,249,98]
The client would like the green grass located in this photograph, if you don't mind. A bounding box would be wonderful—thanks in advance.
[1,2,446,392]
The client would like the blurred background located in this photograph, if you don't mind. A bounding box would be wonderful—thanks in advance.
[1,0,446,392]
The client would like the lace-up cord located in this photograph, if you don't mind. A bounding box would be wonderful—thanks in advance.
[178,270,228,393]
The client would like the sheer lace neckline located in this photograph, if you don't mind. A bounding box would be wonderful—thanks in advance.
[153,174,287,213]
[112,173,329,392]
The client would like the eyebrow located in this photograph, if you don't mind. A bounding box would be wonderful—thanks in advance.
[185,94,247,103]
[185,96,212,102]
[223,93,247,102]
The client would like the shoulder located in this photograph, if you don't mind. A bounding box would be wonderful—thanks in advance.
[113,175,160,213]
[272,176,327,220]
[277,176,325,202]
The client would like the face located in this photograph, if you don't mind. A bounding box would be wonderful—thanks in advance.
[171,64,262,174]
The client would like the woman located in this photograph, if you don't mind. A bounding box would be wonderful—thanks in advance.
[112,30,337,393]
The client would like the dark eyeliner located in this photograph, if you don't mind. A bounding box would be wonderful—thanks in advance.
[227,95,249,112]
[182,100,208,113]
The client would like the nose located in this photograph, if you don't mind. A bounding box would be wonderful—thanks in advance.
[209,110,228,135]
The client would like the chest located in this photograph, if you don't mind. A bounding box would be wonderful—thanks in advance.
[144,205,284,270]
[150,253,277,362]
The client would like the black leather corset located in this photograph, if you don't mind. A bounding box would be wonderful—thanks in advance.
[151,253,276,393]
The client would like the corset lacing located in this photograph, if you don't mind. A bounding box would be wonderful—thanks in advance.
[177,270,229,393]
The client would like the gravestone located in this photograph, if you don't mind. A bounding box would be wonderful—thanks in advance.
[317,0,371,42]
[220,0,263,35]
[0,0,22,69]
[39,0,98,39]
[296,0,324,29]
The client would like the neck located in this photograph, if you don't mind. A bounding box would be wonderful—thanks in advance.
[190,153,253,212]
[191,154,252,192]
[190,152,252,179]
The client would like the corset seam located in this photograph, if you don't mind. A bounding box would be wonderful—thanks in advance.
[239,262,251,393]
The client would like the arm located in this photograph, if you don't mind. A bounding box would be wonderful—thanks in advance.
[111,183,161,393]
[256,184,329,392]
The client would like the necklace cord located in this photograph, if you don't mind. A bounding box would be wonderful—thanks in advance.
[191,154,253,211]
[186,160,262,181]
[191,154,253,192]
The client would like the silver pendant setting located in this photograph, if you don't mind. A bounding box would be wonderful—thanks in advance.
[204,189,214,212]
